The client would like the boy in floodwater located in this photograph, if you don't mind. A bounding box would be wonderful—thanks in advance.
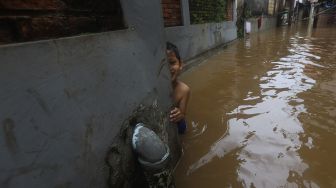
[166,42,191,134]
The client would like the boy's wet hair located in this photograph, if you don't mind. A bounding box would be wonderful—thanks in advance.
[166,42,181,62]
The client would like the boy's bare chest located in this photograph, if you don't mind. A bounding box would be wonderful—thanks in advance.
[173,87,183,104]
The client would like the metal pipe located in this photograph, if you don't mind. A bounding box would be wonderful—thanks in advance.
[132,123,174,187]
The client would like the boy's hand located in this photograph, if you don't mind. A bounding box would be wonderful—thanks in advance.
[170,107,184,123]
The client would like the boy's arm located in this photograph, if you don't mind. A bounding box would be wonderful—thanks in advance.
[178,86,190,116]
[170,85,190,123]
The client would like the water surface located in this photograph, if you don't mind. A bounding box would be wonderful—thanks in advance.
[175,25,336,187]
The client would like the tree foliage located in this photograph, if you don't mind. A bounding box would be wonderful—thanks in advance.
[189,0,228,24]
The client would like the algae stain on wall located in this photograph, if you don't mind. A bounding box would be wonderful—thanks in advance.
[3,118,18,155]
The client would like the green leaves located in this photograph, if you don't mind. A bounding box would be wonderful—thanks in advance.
[190,0,229,24]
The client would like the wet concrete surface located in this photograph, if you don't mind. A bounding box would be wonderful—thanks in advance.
[175,24,336,187]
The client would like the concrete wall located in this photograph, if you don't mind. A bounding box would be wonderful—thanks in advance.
[316,13,336,27]
[165,0,238,61]
[164,0,279,67]
[0,0,180,188]
[246,16,278,34]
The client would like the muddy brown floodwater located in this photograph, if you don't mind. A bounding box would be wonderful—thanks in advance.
[175,25,336,188]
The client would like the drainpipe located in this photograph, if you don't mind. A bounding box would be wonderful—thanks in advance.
[132,123,173,187]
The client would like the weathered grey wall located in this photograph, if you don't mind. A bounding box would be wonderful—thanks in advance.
[165,21,238,61]
[0,0,179,188]
[165,0,238,61]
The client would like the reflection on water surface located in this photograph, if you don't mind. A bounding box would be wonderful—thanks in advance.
[175,25,336,187]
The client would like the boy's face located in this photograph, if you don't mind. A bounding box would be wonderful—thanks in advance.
[167,50,182,83]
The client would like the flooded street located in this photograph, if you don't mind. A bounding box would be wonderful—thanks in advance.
[175,25,336,187]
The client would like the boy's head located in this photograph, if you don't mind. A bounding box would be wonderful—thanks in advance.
[166,42,182,83]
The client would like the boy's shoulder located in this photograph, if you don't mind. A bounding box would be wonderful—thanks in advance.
[176,81,190,95]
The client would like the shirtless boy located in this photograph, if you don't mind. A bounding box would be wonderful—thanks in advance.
[166,42,191,134]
